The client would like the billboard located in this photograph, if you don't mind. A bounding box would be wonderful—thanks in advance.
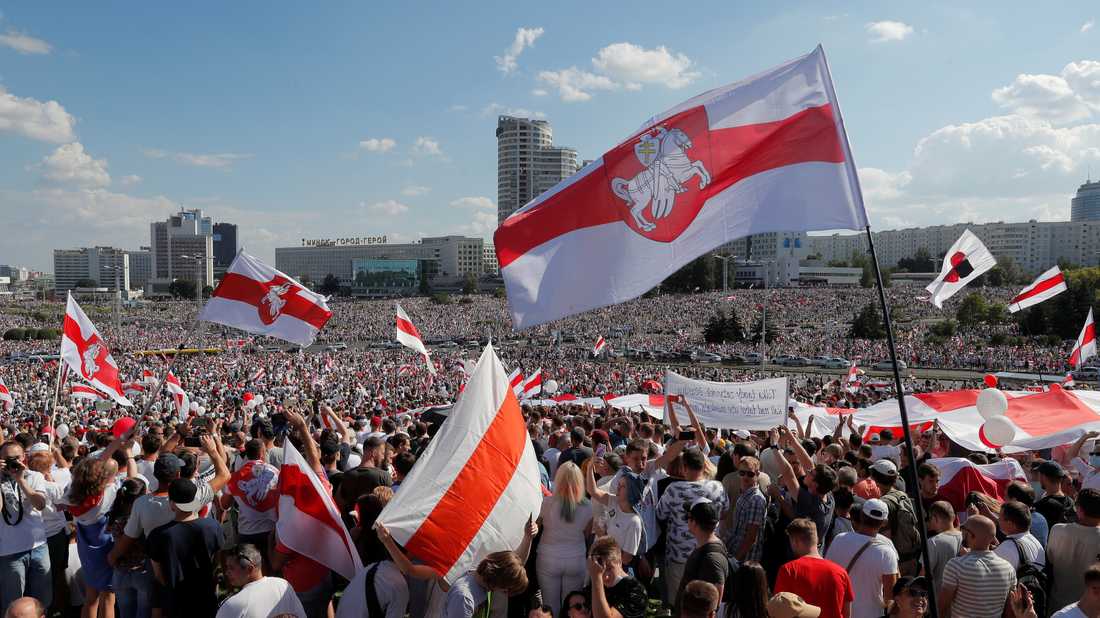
[352,259,419,288]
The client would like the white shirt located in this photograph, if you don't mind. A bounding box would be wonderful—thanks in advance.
[40,479,69,537]
[0,470,47,556]
[335,560,408,618]
[993,532,1045,570]
[216,576,306,618]
[1070,458,1100,491]
[824,531,899,618]
[606,508,643,557]
[136,459,159,493]
[1051,603,1088,618]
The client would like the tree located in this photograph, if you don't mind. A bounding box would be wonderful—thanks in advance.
[929,319,957,338]
[74,278,99,288]
[827,259,849,268]
[1015,266,1100,339]
[897,248,935,273]
[983,256,1024,287]
[201,285,214,299]
[320,274,340,296]
[955,293,988,326]
[703,308,745,344]
[462,272,478,295]
[661,255,716,293]
[749,309,779,344]
[418,269,431,295]
[849,303,886,339]
[168,279,196,299]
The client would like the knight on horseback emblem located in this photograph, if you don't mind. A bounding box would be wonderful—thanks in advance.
[611,125,711,233]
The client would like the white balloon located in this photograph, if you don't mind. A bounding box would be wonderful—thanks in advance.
[197,406,206,415]
[254,395,265,405]
[976,388,1008,421]
[245,399,257,409]
[544,379,559,395]
[56,424,69,440]
[982,415,1017,447]
[189,401,200,412]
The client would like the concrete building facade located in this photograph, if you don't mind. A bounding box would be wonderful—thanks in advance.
[1071,180,1100,222]
[52,247,130,295]
[275,236,486,286]
[150,209,215,292]
[496,116,579,223]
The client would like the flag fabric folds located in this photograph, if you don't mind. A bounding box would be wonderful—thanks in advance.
[276,440,361,581]
[165,372,189,421]
[592,336,607,356]
[1008,266,1067,313]
[927,457,1026,513]
[70,384,105,401]
[0,379,11,412]
[377,345,542,583]
[60,294,131,407]
[199,251,332,347]
[925,230,996,308]
[521,369,542,400]
[395,302,436,375]
[508,368,524,398]
[1071,309,1097,369]
[494,45,869,329]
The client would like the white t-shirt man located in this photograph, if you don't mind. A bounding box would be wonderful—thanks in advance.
[335,560,408,618]
[0,471,47,556]
[123,482,215,540]
[1051,602,1088,618]
[824,531,899,618]
[993,531,1045,570]
[216,576,305,618]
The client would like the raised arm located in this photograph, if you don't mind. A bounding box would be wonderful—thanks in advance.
[681,398,708,451]
[586,457,611,505]
[782,426,815,473]
[285,409,322,475]
[1066,430,1100,464]
[375,522,440,582]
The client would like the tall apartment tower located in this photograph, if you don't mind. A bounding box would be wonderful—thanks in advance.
[150,208,214,292]
[1071,179,1100,222]
[496,116,579,224]
[52,247,130,295]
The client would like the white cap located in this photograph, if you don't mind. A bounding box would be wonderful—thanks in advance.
[870,459,898,477]
[862,498,889,521]
[732,430,751,439]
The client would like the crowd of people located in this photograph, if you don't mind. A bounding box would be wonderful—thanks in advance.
[0,288,1093,618]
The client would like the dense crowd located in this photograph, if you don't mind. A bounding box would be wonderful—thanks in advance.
[0,290,1092,618]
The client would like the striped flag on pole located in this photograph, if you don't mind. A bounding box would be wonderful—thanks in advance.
[395,302,436,375]
[508,368,524,398]
[377,345,542,583]
[71,384,106,401]
[592,336,607,357]
[1008,266,1067,313]
[1071,309,1097,370]
[0,378,14,411]
[521,369,543,399]
[165,372,189,420]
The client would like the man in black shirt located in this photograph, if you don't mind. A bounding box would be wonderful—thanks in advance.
[557,427,594,470]
[676,500,729,614]
[586,536,647,618]
[147,479,224,618]
[337,436,392,510]
[1035,460,1076,526]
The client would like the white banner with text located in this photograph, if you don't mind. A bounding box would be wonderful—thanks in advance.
[663,372,788,430]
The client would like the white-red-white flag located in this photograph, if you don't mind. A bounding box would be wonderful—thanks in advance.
[521,369,542,400]
[592,336,607,357]
[1064,373,1076,388]
[70,384,106,401]
[249,368,267,383]
[199,251,332,347]
[377,345,542,583]
[122,382,146,396]
[60,294,131,407]
[165,372,189,420]
[1008,266,1067,313]
[508,368,524,398]
[1071,309,1097,369]
[0,378,14,412]
[845,360,863,394]
[395,302,436,375]
[494,46,869,329]
[277,439,361,580]
[928,457,1026,513]
[926,230,996,309]
[141,369,156,384]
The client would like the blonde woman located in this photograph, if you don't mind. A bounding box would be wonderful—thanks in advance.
[536,462,593,617]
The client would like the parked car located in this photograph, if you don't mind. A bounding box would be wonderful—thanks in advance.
[809,356,833,367]
[694,352,722,363]
[823,357,850,369]
[1072,367,1100,381]
[744,353,763,363]
[723,355,747,364]
[872,359,908,371]
[772,355,793,365]
[784,357,811,367]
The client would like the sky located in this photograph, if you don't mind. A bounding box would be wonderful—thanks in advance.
[1,2,1098,271]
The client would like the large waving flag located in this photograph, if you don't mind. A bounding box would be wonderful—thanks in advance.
[70,384,106,401]
[60,294,131,407]
[508,368,525,398]
[927,457,1026,513]
[1071,309,1097,369]
[199,251,332,347]
[1008,266,1067,313]
[277,440,361,580]
[521,369,542,400]
[494,46,868,328]
[395,302,436,375]
[0,378,14,412]
[165,372,189,421]
[925,230,996,309]
[377,345,542,583]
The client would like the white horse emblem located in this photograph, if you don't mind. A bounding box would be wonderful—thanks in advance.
[260,282,294,322]
[611,126,711,233]
[81,343,102,378]
[237,463,276,506]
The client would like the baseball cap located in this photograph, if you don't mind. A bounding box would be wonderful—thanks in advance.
[870,459,898,478]
[892,575,930,598]
[685,498,721,527]
[732,429,751,439]
[1037,460,1068,479]
[862,498,889,522]
[154,453,184,480]
[767,592,821,618]
[167,478,203,513]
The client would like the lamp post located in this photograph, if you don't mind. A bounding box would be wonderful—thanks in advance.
[179,254,213,320]
[102,264,122,336]
[711,254,736,292]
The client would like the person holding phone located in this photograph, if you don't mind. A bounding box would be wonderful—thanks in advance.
[0,440,50,611]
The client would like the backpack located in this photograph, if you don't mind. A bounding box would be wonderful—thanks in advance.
[1011,538,1048,618]
[881,490,921,563]
[363,562,383,617]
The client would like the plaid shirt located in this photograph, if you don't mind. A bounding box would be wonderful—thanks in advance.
[729,486,767,562]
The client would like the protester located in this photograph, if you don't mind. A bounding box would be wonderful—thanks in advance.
[774,518,852,618]
[147,478,225,617]
[938,515,1017,618]
[537,462,593,616]
[674,500,728,615]
[2,597,45,618]
[728,561,770,618]
[1050,564,1100,618]
[887,576,930,618]
[824,499,899,618]
[585,537,646,618]
[923,500,962,595]
[678,581,719,618]
[767,592,822,618]
[216,544,306,618]
[0,441,50,611]
[1048,488,1100,613]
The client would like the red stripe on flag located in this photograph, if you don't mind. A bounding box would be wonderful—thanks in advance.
[495,103,843,269]
[396,316,422,341]
[277,464,355,556]
[404,390,527,577]
[213,273,331,330]
[1011,272,1065,304]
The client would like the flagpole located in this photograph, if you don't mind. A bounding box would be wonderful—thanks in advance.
[865,225,938,613]
[138,316,205,421]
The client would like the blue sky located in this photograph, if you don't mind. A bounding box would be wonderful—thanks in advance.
[1,2,1098,270]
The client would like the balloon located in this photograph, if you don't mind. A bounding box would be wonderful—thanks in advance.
[56,424,69,440]
[983,374,998,388]
[976,388,1008,421]
[197,406,206,415]
[979,416,1016,448]
[254,395,265,405]
[243,392,254,402]
[245,399,257,409]
[189,401,200,412]
[544,379,559,395]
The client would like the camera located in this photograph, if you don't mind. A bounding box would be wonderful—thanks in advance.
[678,428,696,441]
[3,456,23,472]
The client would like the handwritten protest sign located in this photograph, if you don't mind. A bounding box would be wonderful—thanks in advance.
[664,371,788,430]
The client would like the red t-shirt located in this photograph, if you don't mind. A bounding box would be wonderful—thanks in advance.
[774,555,853,618]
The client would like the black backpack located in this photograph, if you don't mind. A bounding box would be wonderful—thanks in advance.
[363,562,383,617]
[1011,538,1048,618]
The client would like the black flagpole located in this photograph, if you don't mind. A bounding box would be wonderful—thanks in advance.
[865,225,938,616]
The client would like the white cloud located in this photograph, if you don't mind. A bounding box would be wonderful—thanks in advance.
[456,210,498,237]
[450,196,494,210]
[401,185,430,197]
[119,174,141,187]
[365,200,409,216]
[591,42,699,89]
[1063,61,1100,112]
[858,167,912,202]
[0,86,76,143]
[143,149,252,170]
[866,21,914,43]
[1083,20,1095,33]
[412,136,443,156]
[495,27,544,74]
[0,30,51,54]
[991,61,1100,125]
[537,67,618,102]
[358,137,396,152]
[531,88,548,97]
[41,142,110,187]
[481,103,545,119]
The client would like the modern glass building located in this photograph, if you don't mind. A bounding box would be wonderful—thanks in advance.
[1071,180,1100,222]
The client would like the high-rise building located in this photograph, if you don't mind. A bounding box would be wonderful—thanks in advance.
[0,265,29,282]
[483,243,499,275]
[496,116,579,223]
[213,222,238,270]
[52,247,130,295]
[150,208,214,293]
[126,248,152,290]
[1071,180,1100,222]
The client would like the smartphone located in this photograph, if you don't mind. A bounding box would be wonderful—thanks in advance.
[678,429,696,441]
[183,436,202,448]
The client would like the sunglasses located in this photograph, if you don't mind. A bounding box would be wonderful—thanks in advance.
[569,602,588,610]
[738,469,757,477]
